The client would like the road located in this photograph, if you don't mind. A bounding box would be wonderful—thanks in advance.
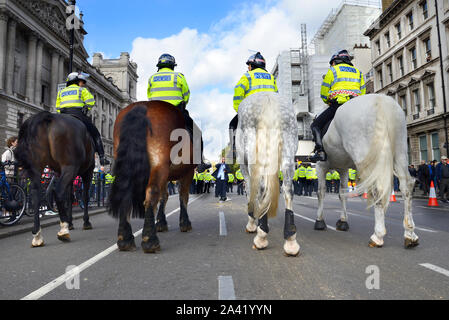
[0,189,448,300]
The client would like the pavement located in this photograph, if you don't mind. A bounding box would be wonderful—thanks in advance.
[0,190,448,300]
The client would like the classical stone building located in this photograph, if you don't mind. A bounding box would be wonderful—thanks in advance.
[0,0,138,163]
[364,0,449,164]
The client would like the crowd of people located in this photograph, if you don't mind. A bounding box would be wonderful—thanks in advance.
[409,156,449,202]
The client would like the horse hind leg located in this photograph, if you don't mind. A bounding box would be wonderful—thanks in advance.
[398,172,419,248]
[281,162,300,257]
[117,207,136,251]
[54,168,78,242]
[253,213,269,250]
[369,201,387,248]
[31,173,44,247]
[179,173,193,233]
[81,171,93,230]
[241,164,256,233]
[336,169,349,232]
[314,163,329,231]
[156,184,169,232]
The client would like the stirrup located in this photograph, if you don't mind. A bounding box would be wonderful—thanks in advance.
[308,151,327,163]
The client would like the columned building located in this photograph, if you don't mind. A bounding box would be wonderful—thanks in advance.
[364,0,449,164]
[0,0,138,163]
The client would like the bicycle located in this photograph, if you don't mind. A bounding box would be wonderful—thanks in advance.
[0,161,26,226]
[24,171,58,217]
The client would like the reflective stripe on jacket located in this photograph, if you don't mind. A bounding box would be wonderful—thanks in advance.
[147,68,190,106]
[320,63,366,105]
[233,68,278,112]
[56,84,95,112]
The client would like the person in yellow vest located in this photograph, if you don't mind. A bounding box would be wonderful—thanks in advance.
[309,50,366,162]
[147,53,210,173]
[227,172,235,193]
[293,165,300,195]
[235,168,245,195]
[56,72,110,165]
[332,170,340,193]
[229,52,278,159]
[326,171,333,193]
[348,168,357,190]
[203,170,212,193]
[279,170,284,193]
[191,170,198,194]
[298,163,307,196]
[305,164,314,196]
[104,172,115,199]
[312,167,318,195]
[197,171,204,194]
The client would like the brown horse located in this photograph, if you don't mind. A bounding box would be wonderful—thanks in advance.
[109,101,197,253]
[15,112,95,247]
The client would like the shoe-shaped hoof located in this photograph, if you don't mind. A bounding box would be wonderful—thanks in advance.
[404,238,419,249]
[57,233,71,242]
[156,222,169,233]
[368,239,383,248]
[314,219,327,230]
[180,224,192,233]
[336,219,349,231]
[141,237,161,254]
[117,235,136,251]
[83,222,93,230]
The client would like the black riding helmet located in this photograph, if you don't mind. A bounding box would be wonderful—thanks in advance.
[246,52,266,70]
[329,49,353,66]
[157,53,177,70]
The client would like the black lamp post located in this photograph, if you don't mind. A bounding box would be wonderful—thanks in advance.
[68,0,76,73]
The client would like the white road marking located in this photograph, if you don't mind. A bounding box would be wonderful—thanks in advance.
[21,195,204,300]
[337,210,438,233]
[294,213,337,231]
[418,205,449,212]
[419,263,449,278]
[218,275,236,300]
[219,211,227,236]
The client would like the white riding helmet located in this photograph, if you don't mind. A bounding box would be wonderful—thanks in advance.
[66,72,90,83]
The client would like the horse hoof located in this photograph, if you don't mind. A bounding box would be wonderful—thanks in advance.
[245,228,256,234]
[404,238,419,249]
[283,250,300,257]
[117,238,137,252]
[156,223,168,233]
[180,225,192,233]
[57,234,71,242]
[368,239,382,248]
[83,222,93,230]
[68,224,74,230]
[31,241,45,248]
[336,219,349,232]
[314,220,327,231]
[141,241,161,254]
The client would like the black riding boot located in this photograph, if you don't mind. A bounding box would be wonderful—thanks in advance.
[94,136,110,166]
[227,115,238,163]
[309,126,327,162]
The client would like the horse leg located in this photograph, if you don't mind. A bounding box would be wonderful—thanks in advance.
[81,170,93,230]
[399,175,419,248]
[253,213,269,250]
[314,162,328,230]
[336,169,349,231]
[369,201,387,248]
[281,162,300,257]
[54,167,77,242]
[241,163,256,233]
[156,183,169,232]
[67,184,74,230]
[31,172,44,247]
[117,208,136,251]
[179,173,193,232]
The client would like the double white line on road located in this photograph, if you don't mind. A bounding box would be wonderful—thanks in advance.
[21,195,204,300]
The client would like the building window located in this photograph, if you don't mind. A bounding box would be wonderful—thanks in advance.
[410,47,417,69]
[387,63,393,83]
[377,69,383,88]
[17,112,24,129]
[413,89,421,114]
[427,82,435,109]
[431,132,440,161]
[407,12,414,30]
[424,38,431,61]
[398,56,404,76]
[419,135,428,162]
[421,1,428,20]
[385,32,391,48]
[396,23,402,40]
[400,95,407,115]
[375,40,381,55]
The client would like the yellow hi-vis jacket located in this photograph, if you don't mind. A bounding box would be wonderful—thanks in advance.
[298,166,307,178]
[320,63,366,105]
[349,169,357,180]
[332,171,340,180]
[306,167,314,180]
[147,67,190,107]
[233,68,278,112]
[326,172,333,181]
[228,173,235,183]
[56,84,95,113]
[235,169,244,181]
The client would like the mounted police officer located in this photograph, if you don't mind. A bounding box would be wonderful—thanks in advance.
[230,52,278,158]
[56,72,110,165]
[147,53,210,172]
[309,50,366,162]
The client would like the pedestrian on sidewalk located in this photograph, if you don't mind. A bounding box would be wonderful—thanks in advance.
[1,136,18,181]
[418,160,430,196]
[438,156,449,203]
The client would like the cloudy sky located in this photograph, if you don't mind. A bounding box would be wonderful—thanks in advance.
[79,0,371,160]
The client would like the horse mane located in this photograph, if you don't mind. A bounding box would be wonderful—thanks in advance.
[15,111,54,176]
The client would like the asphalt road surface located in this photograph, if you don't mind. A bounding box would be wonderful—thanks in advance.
[0,190,448,300]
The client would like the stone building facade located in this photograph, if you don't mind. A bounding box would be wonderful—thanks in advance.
[0,0,138,163]
[364,0,449,164]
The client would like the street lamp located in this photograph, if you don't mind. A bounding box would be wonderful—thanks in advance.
[69,0,76,73]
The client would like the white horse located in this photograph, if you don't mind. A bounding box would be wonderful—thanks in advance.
[236,92,300,256]
[314,94,418,248]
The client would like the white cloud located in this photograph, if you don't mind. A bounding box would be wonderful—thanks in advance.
[130,0,355,161]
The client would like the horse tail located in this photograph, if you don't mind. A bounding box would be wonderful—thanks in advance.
[109,105,151,219]
[249,94,281,219]
[356,95,396,208]
[14,111,54,176]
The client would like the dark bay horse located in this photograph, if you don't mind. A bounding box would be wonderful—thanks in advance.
[109,101,196,253]
[15,111,95,247]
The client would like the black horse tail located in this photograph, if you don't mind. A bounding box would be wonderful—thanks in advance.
[14,111,54,176]
[109,105,152,219]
